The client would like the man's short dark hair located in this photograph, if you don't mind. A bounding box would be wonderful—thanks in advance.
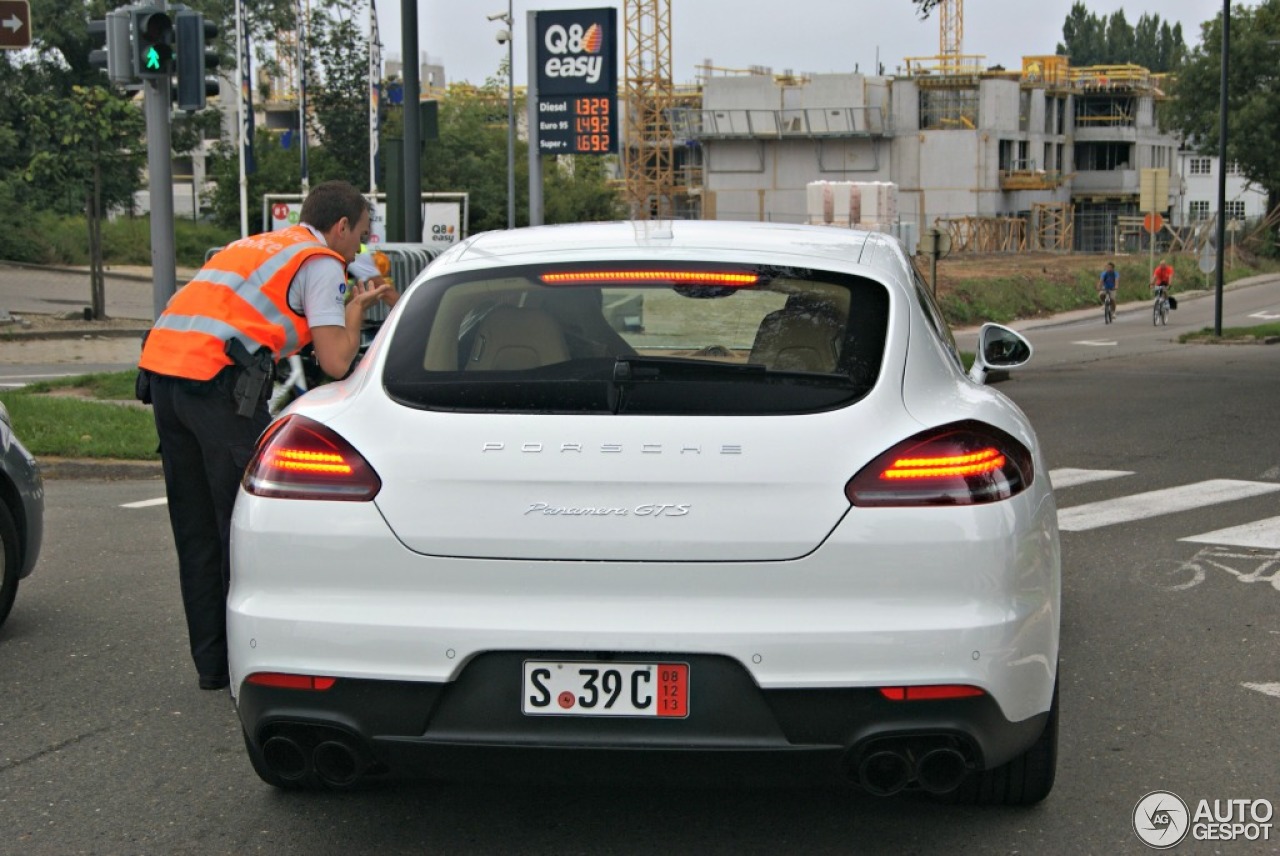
[300,180,371,233]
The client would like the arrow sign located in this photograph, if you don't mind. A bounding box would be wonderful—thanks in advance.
[1242,682,1280,699]
[1249,311,1280,321]
[0,0,29,49]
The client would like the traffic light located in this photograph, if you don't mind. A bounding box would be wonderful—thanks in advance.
[132,8,174,78]
[175,10,220,112]
[88,10,133,84]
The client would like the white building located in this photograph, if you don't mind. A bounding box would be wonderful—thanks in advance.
[1174,151,1269,228]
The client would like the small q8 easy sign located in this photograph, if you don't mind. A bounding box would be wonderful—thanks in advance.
[543,22,604,85]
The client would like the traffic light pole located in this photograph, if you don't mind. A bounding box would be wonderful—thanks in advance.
[143,72,178,318]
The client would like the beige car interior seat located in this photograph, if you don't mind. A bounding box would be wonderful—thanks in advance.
[465,306,570,370]
[749,294,845,372]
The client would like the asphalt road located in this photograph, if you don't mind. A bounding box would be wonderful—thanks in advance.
[2,267,1279,854]
[0,262,160,322]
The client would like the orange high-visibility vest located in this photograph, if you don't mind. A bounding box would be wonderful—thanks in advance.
[139,226,345,380]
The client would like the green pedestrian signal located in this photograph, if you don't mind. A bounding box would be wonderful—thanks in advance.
[131,8,173,79]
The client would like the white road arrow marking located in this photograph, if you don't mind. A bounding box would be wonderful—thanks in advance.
[1073,340,1118,347]
[1242,682,1280,699]
[2,15,22,33]
[1057,479,1280,532]
[1049,468,1133,489]
[1248,311,1280,320]
[121,497,168,509]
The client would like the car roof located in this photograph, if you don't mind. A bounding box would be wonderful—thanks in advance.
[438,220,908,278]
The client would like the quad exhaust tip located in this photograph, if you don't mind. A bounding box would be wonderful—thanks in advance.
[259,727,371,788]
[850,739,972,796]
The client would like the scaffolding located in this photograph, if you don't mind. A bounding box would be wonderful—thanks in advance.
[1031,202,1073,251]
[623,0,675,220]
[937,215,1029,253]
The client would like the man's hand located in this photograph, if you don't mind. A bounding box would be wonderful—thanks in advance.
[348,277,393,310]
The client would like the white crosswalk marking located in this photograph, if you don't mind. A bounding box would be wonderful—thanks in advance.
[1048,468,1133,490]
[1057,479,1280,532]
[1182,516,1280,550]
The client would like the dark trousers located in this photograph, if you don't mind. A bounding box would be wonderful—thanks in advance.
[150,372,271,680]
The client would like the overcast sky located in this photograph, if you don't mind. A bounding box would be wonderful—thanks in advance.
[372,0,1228,87]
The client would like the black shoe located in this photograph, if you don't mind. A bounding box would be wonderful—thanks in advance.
[199,674,230,691]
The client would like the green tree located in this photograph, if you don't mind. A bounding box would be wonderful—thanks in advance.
[1055,2,1185,71]
[206,130,304,233]
[1164,1,1280,216]
[1103,10,1135,65]
[1058,2,1105,66]
[420,84,520,232]
[309,3,373,190]
[543,156,625,225]
[24,86,145,318]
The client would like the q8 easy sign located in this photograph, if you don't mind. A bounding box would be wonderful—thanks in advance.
[534,8,617,155]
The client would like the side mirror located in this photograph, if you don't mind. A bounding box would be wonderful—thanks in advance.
[968,323,1033,384]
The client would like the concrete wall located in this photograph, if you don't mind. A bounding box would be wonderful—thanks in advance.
[696,69,1177,239]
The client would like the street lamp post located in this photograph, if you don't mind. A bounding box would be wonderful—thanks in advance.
[1214,0,1229,336]
[490,3,516,230]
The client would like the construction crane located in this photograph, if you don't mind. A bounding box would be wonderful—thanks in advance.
[622,0,675,220]
[939,0,963,73]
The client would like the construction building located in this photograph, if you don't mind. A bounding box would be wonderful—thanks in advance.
[670,53,1180,254]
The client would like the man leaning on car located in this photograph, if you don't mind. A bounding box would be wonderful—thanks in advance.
[136,179,392,691]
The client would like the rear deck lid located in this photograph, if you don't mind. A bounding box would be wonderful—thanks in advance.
[372,260,894,561]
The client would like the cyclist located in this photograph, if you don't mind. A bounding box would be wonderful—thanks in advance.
[1151,258,1174,302]
[1097,261,1119,309]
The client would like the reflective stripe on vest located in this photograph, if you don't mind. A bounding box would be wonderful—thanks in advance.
[139,226,345,380]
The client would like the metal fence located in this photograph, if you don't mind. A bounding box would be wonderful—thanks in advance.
[366,243,443,323]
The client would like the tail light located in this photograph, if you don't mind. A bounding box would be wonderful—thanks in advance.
[246,672,337,691]
[243,415,381,501]
[845,421,1033,507]
[879,685,985,701]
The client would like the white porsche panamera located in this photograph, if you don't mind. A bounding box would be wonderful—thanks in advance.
[228,220,1060,804]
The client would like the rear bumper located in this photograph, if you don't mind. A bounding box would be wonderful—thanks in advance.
[237,652,1051,786]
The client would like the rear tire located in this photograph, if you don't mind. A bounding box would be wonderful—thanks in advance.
[943,681,1058,806]
[0,500,21,630]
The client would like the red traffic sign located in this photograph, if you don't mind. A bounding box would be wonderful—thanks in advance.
[0,0,31,50]
[1143,212,1164,234]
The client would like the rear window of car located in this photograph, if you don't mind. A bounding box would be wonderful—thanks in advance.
[382,262,889,415]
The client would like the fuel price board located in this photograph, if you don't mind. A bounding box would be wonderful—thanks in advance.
[537,94,616,155]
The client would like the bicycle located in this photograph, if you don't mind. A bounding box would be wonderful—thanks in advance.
[1100,290,1115,324]
[1152,285,1169,326]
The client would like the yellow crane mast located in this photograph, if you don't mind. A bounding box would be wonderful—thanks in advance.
[623,0,674,220]
[940,0,963,73]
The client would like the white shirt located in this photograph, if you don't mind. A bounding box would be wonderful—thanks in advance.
[287,223,348,329]
[347,252,382,282]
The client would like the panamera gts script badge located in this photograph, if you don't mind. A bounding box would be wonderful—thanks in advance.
[525,503,691,517]
[483,442,743,455]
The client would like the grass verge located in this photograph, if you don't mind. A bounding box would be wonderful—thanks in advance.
[1,371,159,460]
[1179,322,1280,344]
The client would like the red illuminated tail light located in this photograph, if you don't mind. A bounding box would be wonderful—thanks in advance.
[243,415,381,501]
[845,421,1033,507]
[539,269,759,287]
[879,685,985,701]
[246,672,337,691]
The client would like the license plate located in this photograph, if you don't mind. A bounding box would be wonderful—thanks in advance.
[522,660,689,718]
